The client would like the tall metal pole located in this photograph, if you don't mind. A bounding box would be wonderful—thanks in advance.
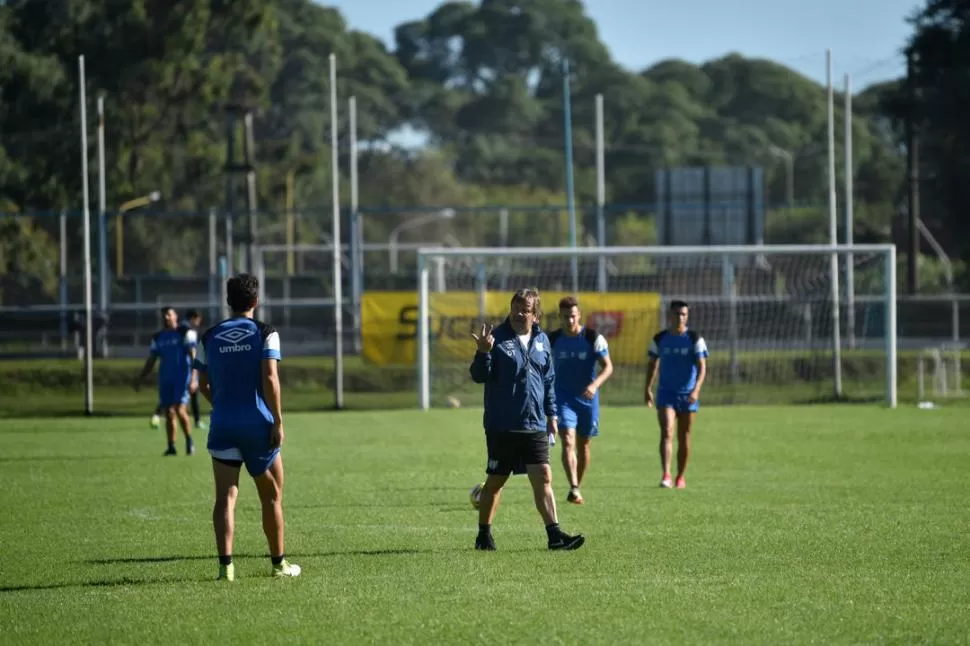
[562,58,578,293]
[79,56,95,414]
[225,212,234,279]
[224,111,236,275]
[330,53,344,409]
[285,170,295,275]
[844,74,856,349]
[97,95,108,315]
[826,49,843,398]
[906,50,921,294]
[349,96,362,354]
[595,93,607,292]
[59,211,68,351]
[208,208,218,323]
[785,153,794,208]
[243,112,258,273]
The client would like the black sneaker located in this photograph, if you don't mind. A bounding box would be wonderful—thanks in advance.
[163,447,177,456]
[475,533,496,551]
[548,532,585,551]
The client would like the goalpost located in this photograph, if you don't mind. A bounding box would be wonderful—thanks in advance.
[416,244,897,410]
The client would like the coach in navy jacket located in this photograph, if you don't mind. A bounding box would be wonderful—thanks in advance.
[466,289,585,553]
[469,318,557,434]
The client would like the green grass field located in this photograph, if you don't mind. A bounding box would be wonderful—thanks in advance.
[2,405,969,644]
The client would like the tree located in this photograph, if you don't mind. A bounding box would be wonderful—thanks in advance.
[900,0,970,282]
[0,0,913,291]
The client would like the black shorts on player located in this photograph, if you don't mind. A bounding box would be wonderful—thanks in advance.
[484,431,549,476]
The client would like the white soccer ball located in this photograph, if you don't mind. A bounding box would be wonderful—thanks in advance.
[469,482,484,509]
[446,395,462,408]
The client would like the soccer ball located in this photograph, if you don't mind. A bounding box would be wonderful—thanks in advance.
[469,482,485,509]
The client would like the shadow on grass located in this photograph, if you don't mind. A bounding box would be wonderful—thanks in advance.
[0,409,135,421]
[0,455,131,462]
[84,548,428,566]
[0,575,197,593]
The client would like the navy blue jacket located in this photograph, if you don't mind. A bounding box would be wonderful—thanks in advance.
[469,319,557,434]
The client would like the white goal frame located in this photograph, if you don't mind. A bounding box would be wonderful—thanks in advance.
[416,244,897,410]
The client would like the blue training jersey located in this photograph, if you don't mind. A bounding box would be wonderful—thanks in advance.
[550,327,609,408]
[150,327,197,385]
[194,318,281,433]
[648,328,709,394]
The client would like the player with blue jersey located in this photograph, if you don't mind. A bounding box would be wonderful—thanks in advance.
[136,306,197,456]
[548,296,613,505]
[150,310,208,431]
[644,300,708,489]
[195,273,300,581]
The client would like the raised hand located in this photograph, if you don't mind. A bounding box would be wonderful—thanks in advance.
[471,322,495,354]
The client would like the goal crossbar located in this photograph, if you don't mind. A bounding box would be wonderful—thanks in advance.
[417,243,895,258]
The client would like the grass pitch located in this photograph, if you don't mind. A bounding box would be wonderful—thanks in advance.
[1,405,968,644]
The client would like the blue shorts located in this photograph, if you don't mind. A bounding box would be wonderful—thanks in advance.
[558,402,599,438]
[208,425,279,477]
[158,381,190,408]
[656,390,699,414]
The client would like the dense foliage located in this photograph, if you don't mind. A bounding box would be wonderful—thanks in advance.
[1,0,964,293]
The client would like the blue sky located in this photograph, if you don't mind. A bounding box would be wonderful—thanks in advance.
[327,0,918,89]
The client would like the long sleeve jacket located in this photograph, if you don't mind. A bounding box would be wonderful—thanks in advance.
[469,319,556,433]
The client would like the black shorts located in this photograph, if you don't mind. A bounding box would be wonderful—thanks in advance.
[485,431,549,476]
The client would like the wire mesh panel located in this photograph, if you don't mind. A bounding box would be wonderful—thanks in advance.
[415,245,897,410]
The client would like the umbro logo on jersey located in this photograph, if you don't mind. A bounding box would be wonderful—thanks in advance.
[214,328,256,345]
[214,327,256,353]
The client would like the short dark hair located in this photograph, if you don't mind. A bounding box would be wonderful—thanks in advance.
[186,309,201,320]
[511,287,541,318]
[669,300,689,311]
[160,306,175,316]
[559,295,579,311]
[227,274,259,313]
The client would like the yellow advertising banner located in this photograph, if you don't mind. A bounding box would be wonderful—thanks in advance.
[361,291,662,365]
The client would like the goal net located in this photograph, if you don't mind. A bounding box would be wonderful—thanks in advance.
[416,244,897,409]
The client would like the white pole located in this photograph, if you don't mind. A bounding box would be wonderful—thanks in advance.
[844,73,855,349]
[330,53,344,409]
[208,208,217,321]
[97,95,108,315]
[349,96,361,354]
[827,49,843,398]
[59,211,68,351]
[595,93,607,292]
[79,56,95,414]
[886,246,897,408]
[418,255,430,410]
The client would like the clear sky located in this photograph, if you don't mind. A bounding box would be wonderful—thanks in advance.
[326,0,919,89]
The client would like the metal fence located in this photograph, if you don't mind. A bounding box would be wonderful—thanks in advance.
[1,206,967,416]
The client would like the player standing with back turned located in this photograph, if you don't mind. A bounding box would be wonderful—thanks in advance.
[195,274,300,581]
[644,300,708,489]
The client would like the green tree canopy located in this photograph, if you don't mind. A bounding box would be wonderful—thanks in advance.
[0,0,920,291]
